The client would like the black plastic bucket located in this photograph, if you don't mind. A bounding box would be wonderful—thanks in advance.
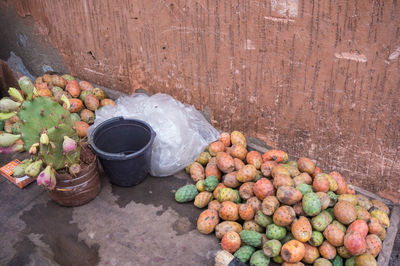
[89,117,156,186]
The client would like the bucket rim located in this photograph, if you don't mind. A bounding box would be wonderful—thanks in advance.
[88,116,156,160]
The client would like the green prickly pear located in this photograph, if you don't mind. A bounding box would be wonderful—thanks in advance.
[12,159,32,177]
[8,87,24,102]
[0,132,21,147]
[25,160,43,177]
[61,74,75,80]
[234,245,256,263]
[0,98,21,112]
[0,112,17,120]
[70,113,81,123]
[18,76,35,100]
[37,165,56,190]
[249,250,270,266]
[204,175,218,192]
[175,184,198,203]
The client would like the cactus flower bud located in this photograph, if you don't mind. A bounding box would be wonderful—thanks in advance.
[33,86,39,96]
[63,136,77,153]
[18,76,34,101]
[25,160,43,177]
[40,133,49,145]
[29,143,39,155]
[69,163,81,176]
[37,165,56,190]
[8,87,24,102]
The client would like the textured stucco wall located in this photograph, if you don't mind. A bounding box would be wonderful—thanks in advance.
[1,0,399,202]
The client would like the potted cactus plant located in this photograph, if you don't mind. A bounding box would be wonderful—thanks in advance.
[0,75,102,206]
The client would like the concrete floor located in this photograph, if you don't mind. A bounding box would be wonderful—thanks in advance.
[0,153,220,266]
[1,152,399,266]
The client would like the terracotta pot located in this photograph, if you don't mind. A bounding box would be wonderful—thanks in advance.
[49,157,100,207]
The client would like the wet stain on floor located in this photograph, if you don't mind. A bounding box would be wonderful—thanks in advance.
[9,201,100,266]
[110,172,202,230]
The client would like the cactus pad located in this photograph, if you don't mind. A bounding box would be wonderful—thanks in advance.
[19,97,79,170]
[19,97,72,150]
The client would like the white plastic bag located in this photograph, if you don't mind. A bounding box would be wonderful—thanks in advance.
[89,93,220,176]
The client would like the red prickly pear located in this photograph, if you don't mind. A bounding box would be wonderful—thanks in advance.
[37,165,56,190]
[63,136,77,153]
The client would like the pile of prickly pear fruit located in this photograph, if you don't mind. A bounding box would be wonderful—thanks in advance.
[32,73,116,137]
[175,131,391,266]
[0,74,115,190]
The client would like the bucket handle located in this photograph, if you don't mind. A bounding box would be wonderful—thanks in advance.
[88,118,157,160]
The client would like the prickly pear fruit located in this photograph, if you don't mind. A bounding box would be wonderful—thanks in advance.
[0,141,24,154]
[254,210,273,227]
[0,132,21,147]
[69,163,81,176]
[92,87,106,100]
[234,245,255,263]
[194,191,213,208]
[239,230,263,247]
[25,160,43,177]
[12,159,32,177]
[79,90,92,102]
[37,165,56,190]
[18,76,35,100]
[61,74,75,80]
[263,239,282,257]
[0,98,21,112]
[175,184,198,203]
[204,175,219,192]
[249,250,270,266]
[80,109,95,124]
[217,187,238,202]
[8,87,24,102]
[0,112,17,120]
[40,133,49,145]
[196,180,205,192]
[63,136,77,153]
[70,113,81,123]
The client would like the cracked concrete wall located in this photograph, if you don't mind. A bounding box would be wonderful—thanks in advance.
[0,0,399,202]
